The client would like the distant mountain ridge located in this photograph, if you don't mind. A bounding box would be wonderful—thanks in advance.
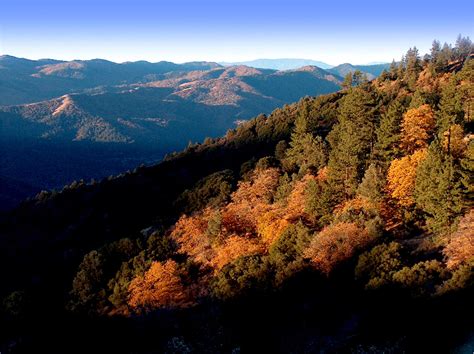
[328,62,391,80]
[0,55,221,105]
[220,58,333,70]
[0,64,342,144]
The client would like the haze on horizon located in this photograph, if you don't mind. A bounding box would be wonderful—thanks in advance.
[0,0,473,65]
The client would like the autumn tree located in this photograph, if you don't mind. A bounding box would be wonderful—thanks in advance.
[442,210,474,270]
[387,149,428,207]
[128,260,191,313]
[210,235,263,271]
[400,104,435,153]
[304,222,373,274]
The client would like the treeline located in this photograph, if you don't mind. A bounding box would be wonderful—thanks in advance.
[0,36,473,352]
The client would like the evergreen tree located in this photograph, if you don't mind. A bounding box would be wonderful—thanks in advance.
[327,88,377,200]
[454,35,473,61]
[436,76,464,137]
[358,163,385,203]
[283,114,326,174]
[389,59,398,79]
[414,142,465,233]
[374,100,404,164]
[408,90,426,109]
[342,72,353,89]
[405,47,422,90]
[305,178,335,227]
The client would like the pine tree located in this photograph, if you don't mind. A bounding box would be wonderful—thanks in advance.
[414,142,465,234]
[283,114,326,174]
[389,59,398,79]
[327,88,378,200]
[358,163,385,203]
[454,35,473,61]
[408,90,426,109]
[436,76,464,137]
[342,72,353,89]
[405,47,422,90]
[431,40,441,63]
[374,100,404,164]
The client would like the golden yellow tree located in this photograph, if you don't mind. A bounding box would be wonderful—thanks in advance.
[256,208,290,247]
[128,260,192,313]
[304,222,373,274]
[387,149,427,206]
[400,104,435,153]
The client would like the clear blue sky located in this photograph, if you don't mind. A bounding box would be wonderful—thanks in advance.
[1,0,472,65]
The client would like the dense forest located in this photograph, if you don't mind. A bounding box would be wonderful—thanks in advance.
[0,36,473,353]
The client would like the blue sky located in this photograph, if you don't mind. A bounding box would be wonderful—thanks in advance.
[1,0,472,65]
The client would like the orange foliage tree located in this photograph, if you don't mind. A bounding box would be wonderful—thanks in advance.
[222,168,280,235]
[171,212,213,265]
[387,149,428,206]
[443,210,474,270]
[285,174,317,221]
[400,104,435,153]
[304,222,373,274]
[128,260,192,313]
[210,235,263,271]
[256,208,290,247]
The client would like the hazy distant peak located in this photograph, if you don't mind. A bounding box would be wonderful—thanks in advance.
[220,58,333,71]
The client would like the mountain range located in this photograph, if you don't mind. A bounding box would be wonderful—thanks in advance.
[0,55,388,209]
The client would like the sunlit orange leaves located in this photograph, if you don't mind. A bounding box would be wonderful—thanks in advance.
[387,149,427,206]
[223,168,280,235]
[128,260,192,313]
[210,235,263,271]
[400,104,435,153]
[256,209,290,247]
[171,213,213,265]
[304,222,373,274]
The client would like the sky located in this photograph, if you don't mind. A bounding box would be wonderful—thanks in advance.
[0,0,472,65]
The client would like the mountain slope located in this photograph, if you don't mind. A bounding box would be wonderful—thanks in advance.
[0,38,473,353]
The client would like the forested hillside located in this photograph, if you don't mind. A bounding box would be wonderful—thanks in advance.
[0,36,473,353]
